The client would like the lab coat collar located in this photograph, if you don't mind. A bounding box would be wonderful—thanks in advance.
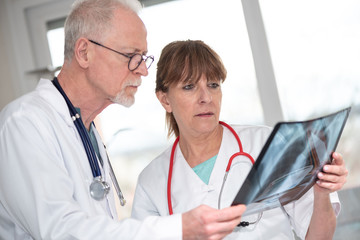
[208,125,236,185]
[36,78,75,128]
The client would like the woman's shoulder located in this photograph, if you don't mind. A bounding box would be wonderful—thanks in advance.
[228,124,272,137]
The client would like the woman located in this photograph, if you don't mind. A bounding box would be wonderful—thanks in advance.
[131,40,348,239]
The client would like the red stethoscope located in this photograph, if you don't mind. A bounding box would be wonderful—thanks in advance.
[167,121,255,215]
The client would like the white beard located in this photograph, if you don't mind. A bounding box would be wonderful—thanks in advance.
[110,78,141,107]
[111,90,135,107]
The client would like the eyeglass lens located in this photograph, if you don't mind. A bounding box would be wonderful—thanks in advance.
[129,54,154,71]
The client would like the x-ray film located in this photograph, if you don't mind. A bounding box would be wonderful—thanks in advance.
[231,107,351,216]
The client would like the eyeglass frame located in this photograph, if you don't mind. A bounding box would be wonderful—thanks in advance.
[88,39,154,71]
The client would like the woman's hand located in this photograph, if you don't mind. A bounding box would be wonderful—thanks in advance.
[315,152,348,194]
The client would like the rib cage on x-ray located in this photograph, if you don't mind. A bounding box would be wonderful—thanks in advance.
[232,107,351,216]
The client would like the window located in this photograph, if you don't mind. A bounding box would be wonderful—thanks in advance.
[47,18,66,68]
[260,0,360,188]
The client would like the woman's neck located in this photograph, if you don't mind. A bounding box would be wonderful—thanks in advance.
[179,124,223,168]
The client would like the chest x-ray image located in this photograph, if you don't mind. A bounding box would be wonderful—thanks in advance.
[232,107,351,216]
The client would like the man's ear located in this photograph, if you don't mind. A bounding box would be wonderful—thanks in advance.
[156,91,172,113]
[74,38,90,68]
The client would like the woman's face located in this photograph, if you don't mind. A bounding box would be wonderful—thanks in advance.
[157,74,222,137]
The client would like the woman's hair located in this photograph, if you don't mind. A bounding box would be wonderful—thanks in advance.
[63,0,142,61]
[156,40,227,138]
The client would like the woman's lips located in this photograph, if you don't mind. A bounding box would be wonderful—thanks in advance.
[196,112,214,117]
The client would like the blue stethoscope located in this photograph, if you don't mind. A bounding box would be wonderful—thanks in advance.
[167,121,262,227]
[52,77,126,206]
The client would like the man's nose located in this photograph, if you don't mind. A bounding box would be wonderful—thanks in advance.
[134,60,149,76]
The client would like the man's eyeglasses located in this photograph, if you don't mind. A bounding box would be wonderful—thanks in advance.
[88,39,154,71]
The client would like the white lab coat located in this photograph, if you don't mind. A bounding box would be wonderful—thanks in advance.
[0,79,181,240]
[132,124,341,239]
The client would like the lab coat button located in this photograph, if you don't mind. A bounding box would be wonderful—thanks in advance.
[207,185,215,192]
[201,185,209,192]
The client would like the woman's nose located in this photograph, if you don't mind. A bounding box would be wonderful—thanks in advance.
[198,86,212,103]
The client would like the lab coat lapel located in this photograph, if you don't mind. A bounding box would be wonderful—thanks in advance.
[92,126,118,219]
[38,79,115,216]
[216,125,253,208]
[38,79,92,182]
[208,125,228,192]
[171,145,207,213]
[37,78,75,128]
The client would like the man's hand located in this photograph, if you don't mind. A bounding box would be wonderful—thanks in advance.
[182,204,246,240]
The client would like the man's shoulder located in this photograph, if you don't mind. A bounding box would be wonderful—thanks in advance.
[0,80,60,131]
[0,91,41,120]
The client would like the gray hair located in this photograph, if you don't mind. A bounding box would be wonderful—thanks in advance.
[64,0,142,61]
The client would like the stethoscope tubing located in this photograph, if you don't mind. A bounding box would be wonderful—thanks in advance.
[52,78,126,205]
[219,121,255,170]
[167,121,255,215]
[167,137,178,215]
[52,78,101,178]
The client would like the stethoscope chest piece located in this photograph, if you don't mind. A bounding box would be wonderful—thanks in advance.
[90,176,110,200]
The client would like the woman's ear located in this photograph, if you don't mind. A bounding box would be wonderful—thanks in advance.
[74,38,90,68]
[156,91,172,113]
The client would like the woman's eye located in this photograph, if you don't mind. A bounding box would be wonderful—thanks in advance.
[208,82,220,88]
[183,84,194,90]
